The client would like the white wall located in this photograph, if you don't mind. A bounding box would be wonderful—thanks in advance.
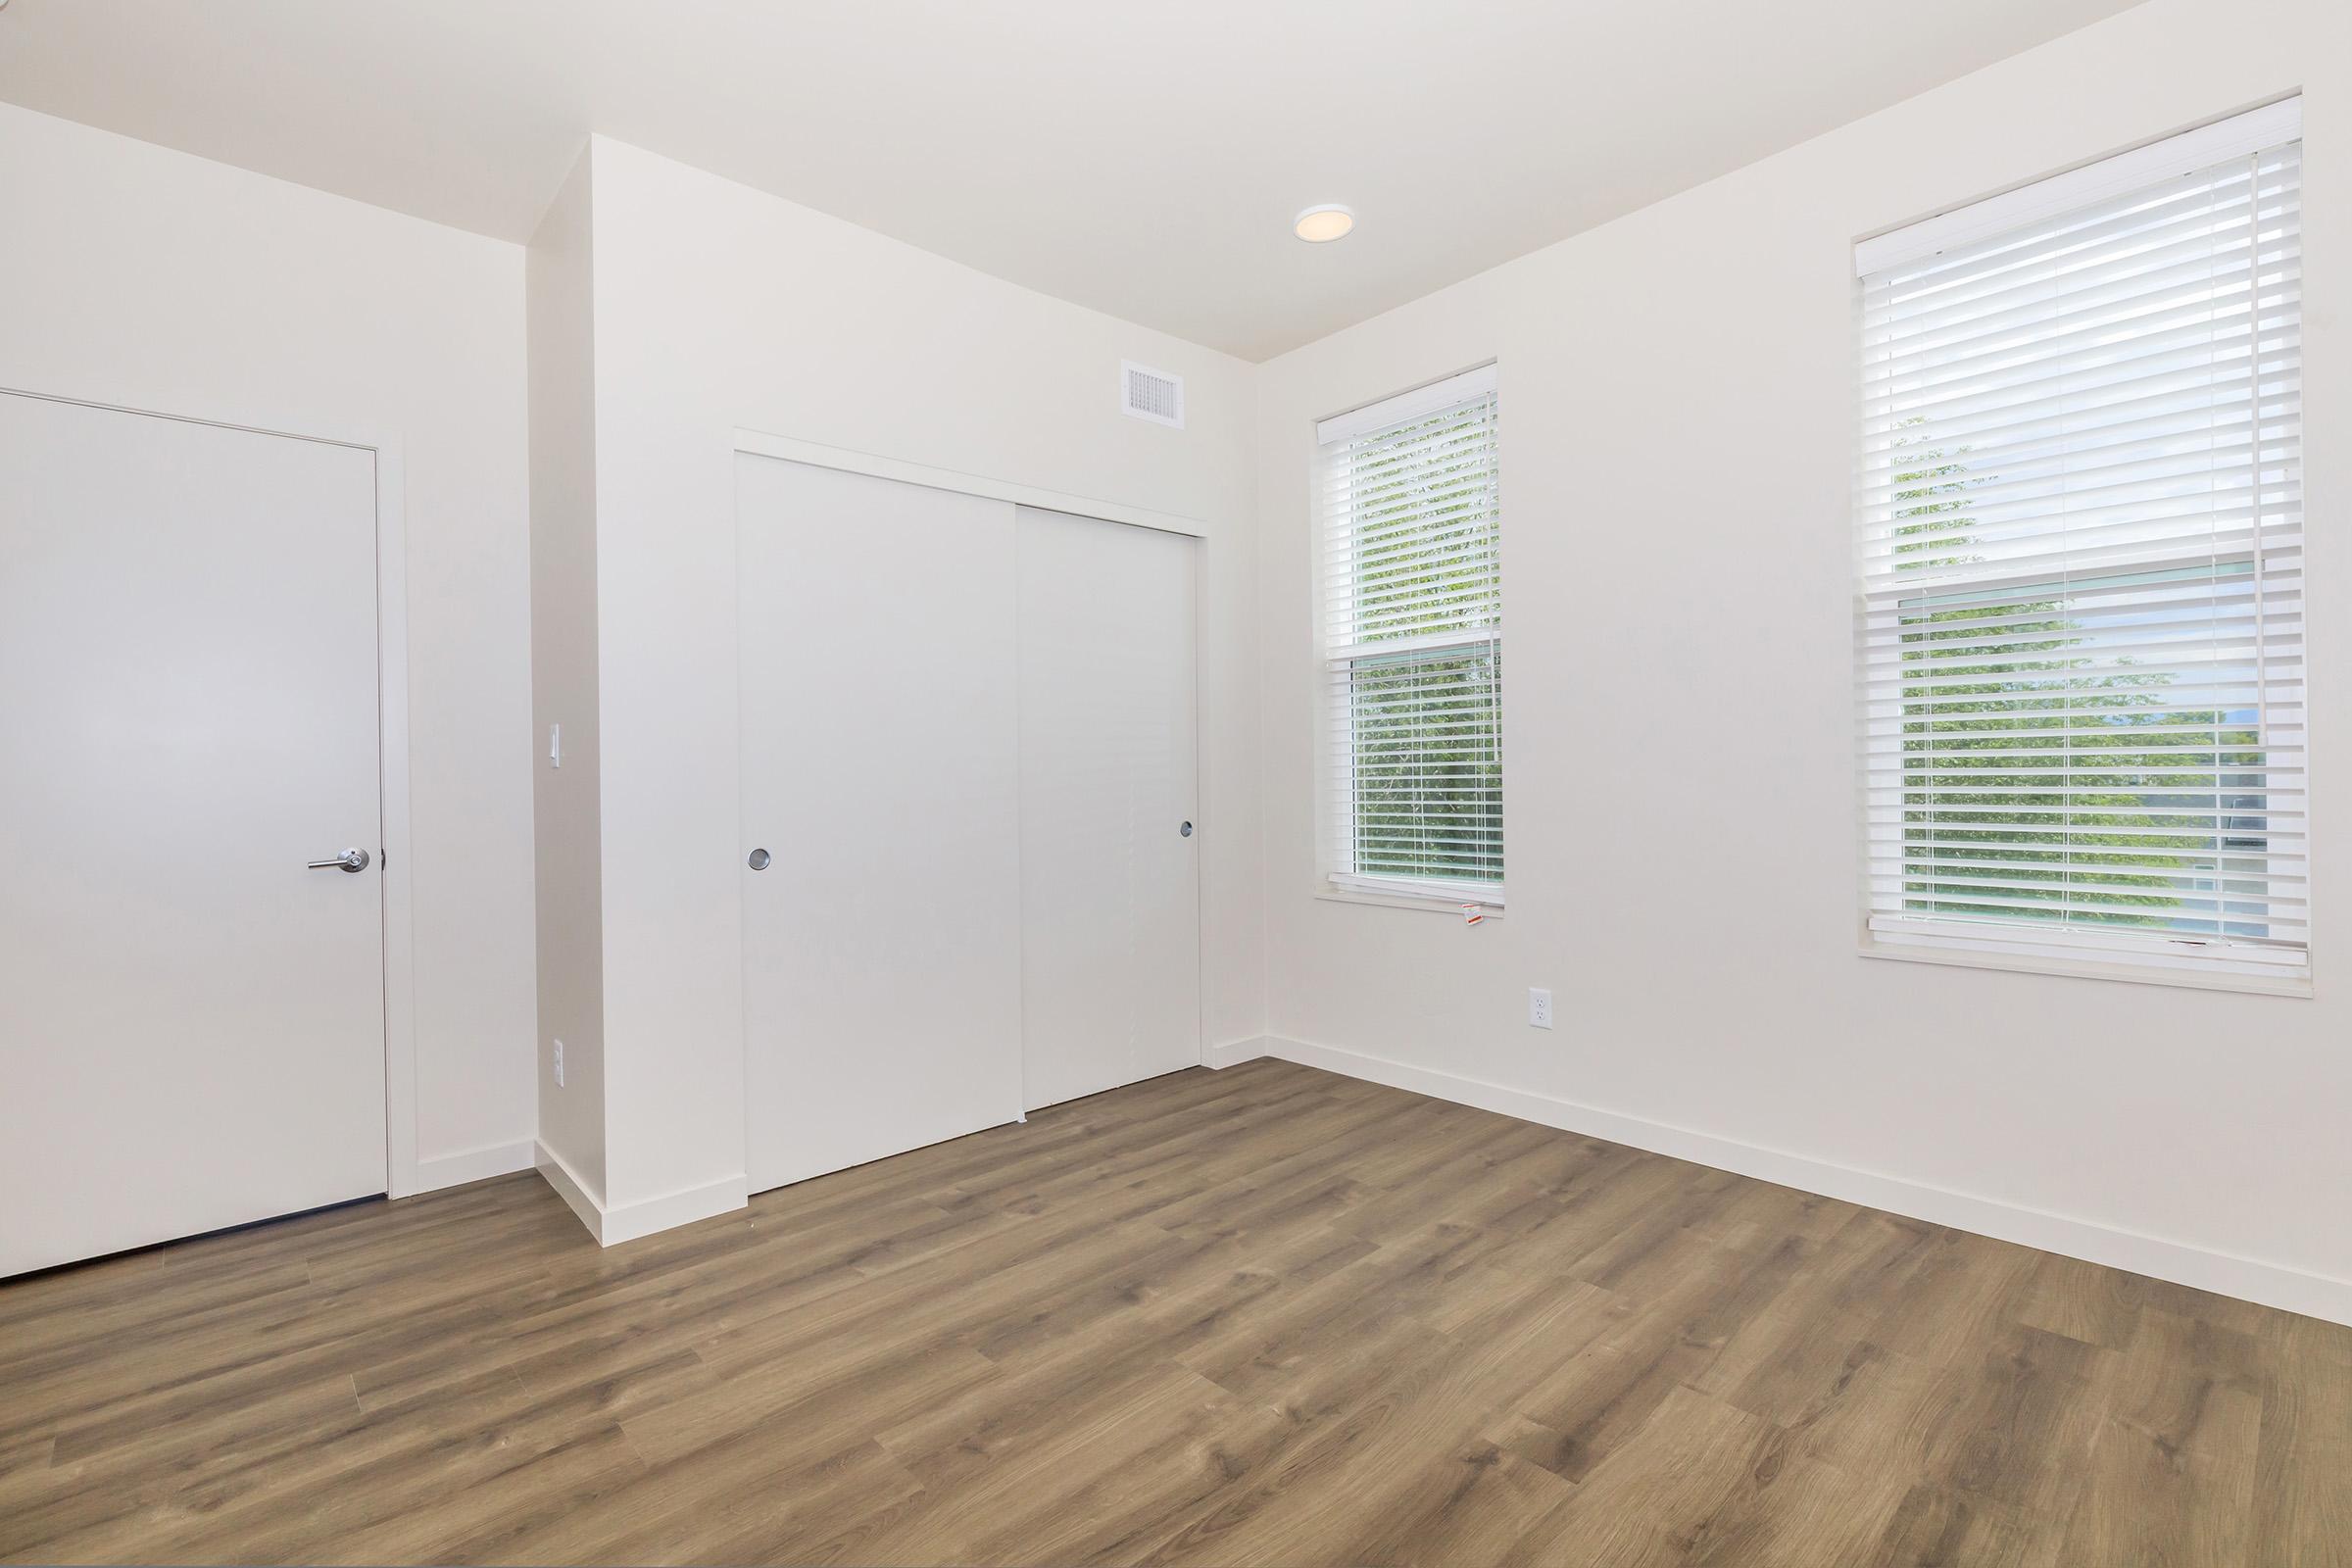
[16,2,2340,1320]
[0,102,539,1190]
[527,149,610,1201]
[1251,0,2352,1320]
[576,138,1263,1220]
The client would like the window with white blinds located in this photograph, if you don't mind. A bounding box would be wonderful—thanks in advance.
[1857,101,2307,988]
[1317,366,1503,903]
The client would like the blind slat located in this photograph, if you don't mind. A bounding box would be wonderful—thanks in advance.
[1320,378,1504,896]
[1858,126,2305,979]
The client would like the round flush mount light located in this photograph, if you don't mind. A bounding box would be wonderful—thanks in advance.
[1293,205,1354,243]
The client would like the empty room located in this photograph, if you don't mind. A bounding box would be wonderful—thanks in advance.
[1,0,2346,1562]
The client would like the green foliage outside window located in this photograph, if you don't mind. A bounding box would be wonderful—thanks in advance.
[1342,402,1503,886]
[1888,424,2267,936]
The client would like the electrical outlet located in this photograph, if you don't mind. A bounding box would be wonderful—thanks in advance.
[1528,988,1553,1029]
[553,1039,565,1087]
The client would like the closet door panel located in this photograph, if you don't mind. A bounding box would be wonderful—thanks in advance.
[738,456,1022,1193]
[1016,507,1201,1110]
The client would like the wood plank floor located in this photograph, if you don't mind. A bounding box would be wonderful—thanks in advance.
[3,1058,2348,1566]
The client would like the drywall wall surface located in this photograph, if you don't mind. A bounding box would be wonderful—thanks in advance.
[582,137,1264,1211]
[0,101,538,1187]
[527,145,609,1200]
[1253,0,2352,1307]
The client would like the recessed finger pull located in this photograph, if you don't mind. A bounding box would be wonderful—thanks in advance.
[747,848,771,870]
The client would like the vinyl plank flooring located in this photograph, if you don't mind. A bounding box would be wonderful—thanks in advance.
[2248,1311,2352,1565]
[2,1057,2342,1566]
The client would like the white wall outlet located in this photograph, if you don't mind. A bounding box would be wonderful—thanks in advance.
[1528,988,1553,1029]
[553,1039,565,1087]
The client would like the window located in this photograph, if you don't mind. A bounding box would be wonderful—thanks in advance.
[1317,367,1503,905]
[1856,101,2307,989]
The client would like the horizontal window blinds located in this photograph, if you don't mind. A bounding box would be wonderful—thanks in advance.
[1319,368,1503,898]
[1857,113,2306,981]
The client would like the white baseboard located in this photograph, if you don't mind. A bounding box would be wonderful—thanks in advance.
[533,1139,607,1241]
[602,1172,748,1247]
[1257,1034,2352,1328]
[1204,1035,1270,1069]
[532,1140,747,1247]
[411,1139,536,1195]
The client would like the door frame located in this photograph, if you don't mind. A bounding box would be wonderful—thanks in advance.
[729,426,1212,1088]
[1,383,422,1200]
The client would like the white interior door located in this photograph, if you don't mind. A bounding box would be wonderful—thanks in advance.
[738,456,1023,1194]
[0,392,388,1277]
[1016,507,1200,1110]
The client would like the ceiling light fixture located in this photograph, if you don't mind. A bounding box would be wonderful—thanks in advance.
[1293,205,1354,243]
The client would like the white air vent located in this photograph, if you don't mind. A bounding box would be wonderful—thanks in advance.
[1120,361,1184,428]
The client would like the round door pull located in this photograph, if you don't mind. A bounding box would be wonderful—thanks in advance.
[1179,821,1194,838]
[747,848,772,871]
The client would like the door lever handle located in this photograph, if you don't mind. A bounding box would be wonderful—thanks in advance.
[308,848,371,873]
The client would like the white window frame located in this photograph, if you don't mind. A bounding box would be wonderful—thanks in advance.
[1853,102,2310,996]
[1315,366,1505,912]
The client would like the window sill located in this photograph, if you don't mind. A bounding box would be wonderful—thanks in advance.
[1859,937,2311,999]
[1317,883,1505,918]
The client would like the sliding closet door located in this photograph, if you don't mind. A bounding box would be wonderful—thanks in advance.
[738,456,1023,1193]
[1016,507,1200,1110]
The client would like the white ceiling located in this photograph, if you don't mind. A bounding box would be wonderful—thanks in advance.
[0,0,2143,361]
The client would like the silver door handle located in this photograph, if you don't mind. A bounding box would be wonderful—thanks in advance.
[308,848,370,873]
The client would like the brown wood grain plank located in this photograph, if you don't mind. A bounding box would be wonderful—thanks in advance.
[0,1058,2336,1567]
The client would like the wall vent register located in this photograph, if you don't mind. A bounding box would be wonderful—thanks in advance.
[1121,361,1185,428]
